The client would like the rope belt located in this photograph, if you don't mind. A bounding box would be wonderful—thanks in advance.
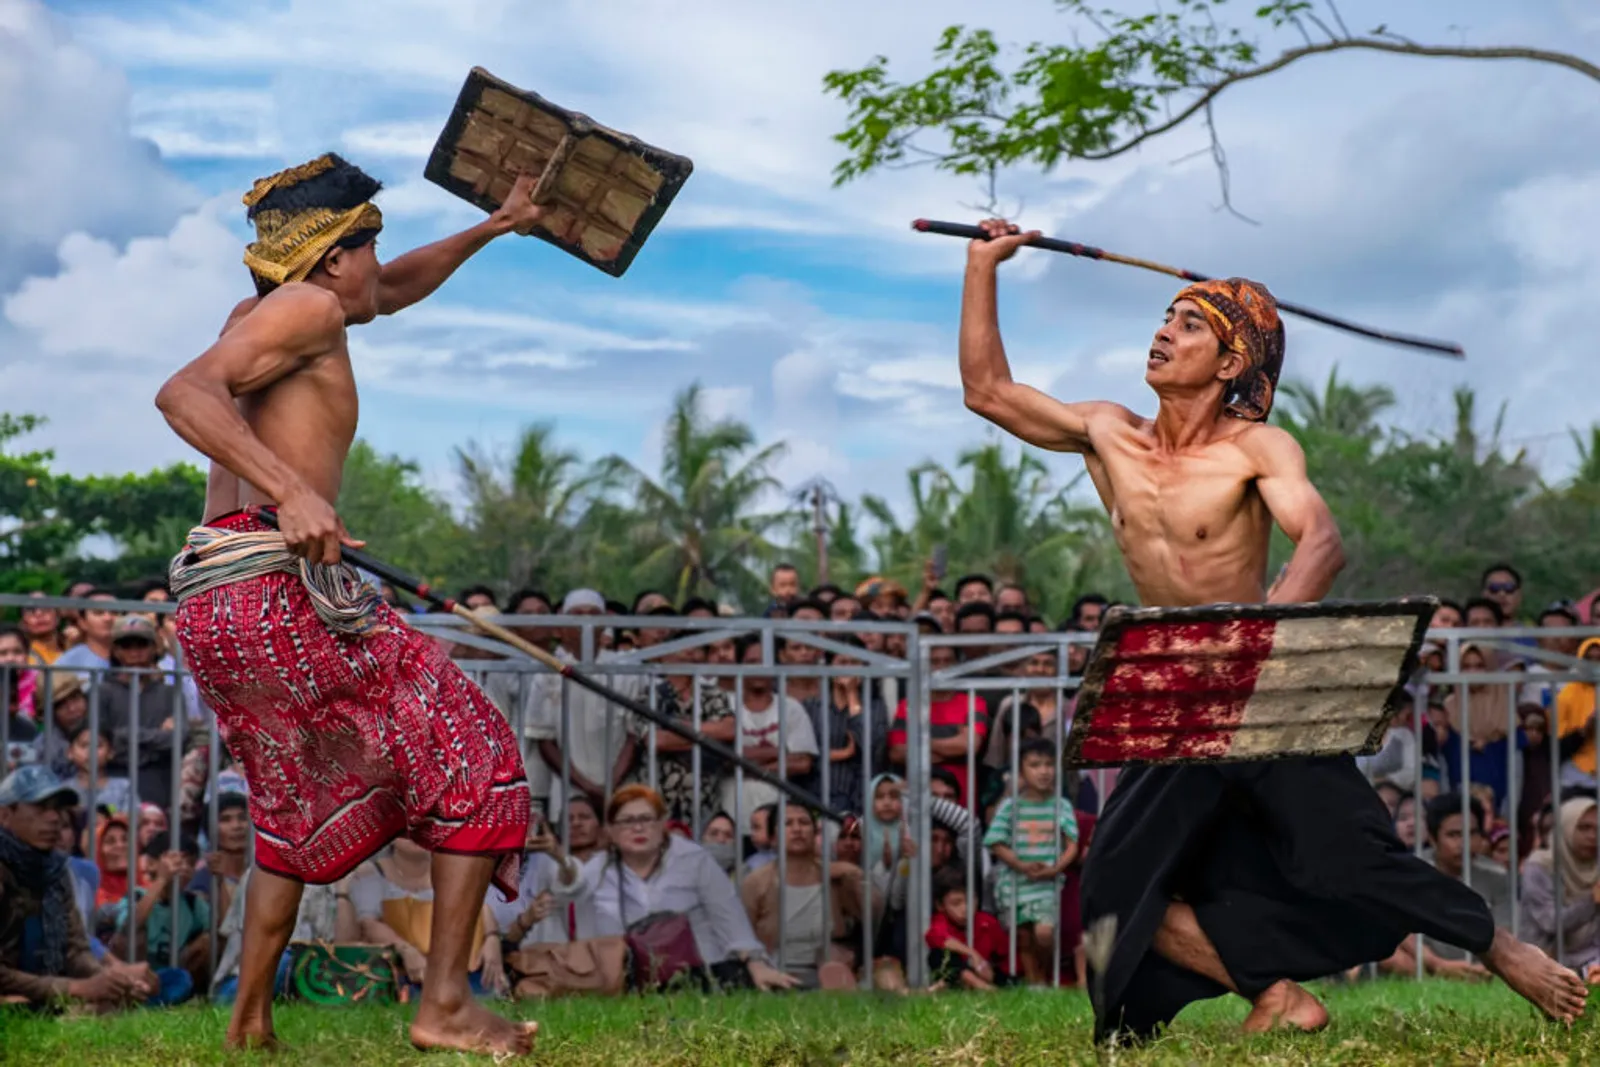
[169,527,387,638]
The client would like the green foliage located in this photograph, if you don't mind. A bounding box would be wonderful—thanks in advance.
[6,376,1598,620]
[1,976,1594,1067]
[0,414,206,590]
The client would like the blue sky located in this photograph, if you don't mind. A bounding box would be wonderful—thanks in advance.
[2,0,1597,523]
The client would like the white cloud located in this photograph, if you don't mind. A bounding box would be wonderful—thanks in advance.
[3,194,243,363]
[341,121,438,159]
[129,88,279,159]
[0,0,194,290]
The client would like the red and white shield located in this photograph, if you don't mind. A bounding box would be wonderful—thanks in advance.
[1063,599,1435,766]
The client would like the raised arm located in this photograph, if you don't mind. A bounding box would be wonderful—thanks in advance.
[375,172,548,315]
[960,219,1129,454]
[153,285,352,563]
[1244,426,1345,603]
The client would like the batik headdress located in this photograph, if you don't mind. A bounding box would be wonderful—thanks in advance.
[1171,277,1286,422]
[242,154,384,290]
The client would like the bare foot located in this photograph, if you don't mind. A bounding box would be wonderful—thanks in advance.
[1483,929,1587,1024]
[410,999,538,1057]
[223,1024,283,1052]
[1241,980,1330,1034]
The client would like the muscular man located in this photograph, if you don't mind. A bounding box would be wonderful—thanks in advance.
[156,154,547,1056]
[958,218,1586,1040]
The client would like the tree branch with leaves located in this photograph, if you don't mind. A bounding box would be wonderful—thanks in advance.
[824,0,1599,220]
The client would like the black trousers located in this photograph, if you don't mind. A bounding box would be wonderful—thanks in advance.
[1082,755,1495,1043]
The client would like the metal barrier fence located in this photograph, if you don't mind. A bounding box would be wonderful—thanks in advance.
[2,591,1596,994]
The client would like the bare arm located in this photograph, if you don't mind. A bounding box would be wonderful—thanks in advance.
[376,172,547,315]
[959,221,1131,453]
[154,285,357,563]
[1247,427,1345,603]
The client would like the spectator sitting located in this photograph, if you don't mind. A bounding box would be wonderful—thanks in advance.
[564,793,606,865]
[1554,638,1600,793]
[554,785,797,992]
[64,722,132,819]
[91,813,146,911]
[189,792,251,919]
[700,812,738,875]
[350,838,509,999]
[0,767,171,1011]
[1519,797,1600,973]
[1393,793,1419,850]
[212,865,361,1004]
[490,809,581,952]
[925,870,1015,991]
[97,830,212,996]
[740,805,873,989]
[984,739,1080,986]
[1,626,36,746]
[1419,792,1513,963]
[744,804,779,872]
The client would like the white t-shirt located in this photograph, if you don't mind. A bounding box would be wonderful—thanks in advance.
[719,694,818,835]
[529,648,647,818]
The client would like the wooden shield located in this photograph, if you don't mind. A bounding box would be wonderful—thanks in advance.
[425,67,694,277]
[1063,598,1436,767]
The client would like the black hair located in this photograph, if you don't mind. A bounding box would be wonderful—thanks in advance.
[735,633,786,661]
[929,767,961,795]
[680,597,719,616]
[1540,603,1580,626]
[933,867,968,904]
[1435,597,1464,617]
[771,563,798,576]
[1020,737,1056,763]
[993,610,1029,630]
[926,587,952,603]
[0,622,23,647]
[810,584,844,601]
[644,605,679,618]
[1463,596,1505,625]
[68,720,115,748]
[604,600,628,616]
[787,598,829,619]
[955,601,996,627]
[458,585,498,608]
[142,830,201,862]
[954,574,993,596]
[1425,792,1485,841]
[507,588,551,613]
[753,803,779,838]
[1070,593,1110,623]
[217,792,250,816]
[1480,562,1522,589]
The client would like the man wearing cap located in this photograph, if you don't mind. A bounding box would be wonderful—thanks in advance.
[959,219,1586,1038]
[0,766,159,1008]
[33,672,89,780]
[98,615,180,805]
[528,590,647,823]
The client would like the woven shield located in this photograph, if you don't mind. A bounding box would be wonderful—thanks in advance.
[425,67,694,277]
[1063,598,1436,767]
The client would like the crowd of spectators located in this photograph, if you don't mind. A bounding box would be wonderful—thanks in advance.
[1,559,1596,1011]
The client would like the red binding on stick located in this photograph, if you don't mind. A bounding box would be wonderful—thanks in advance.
[912,219,1465,358]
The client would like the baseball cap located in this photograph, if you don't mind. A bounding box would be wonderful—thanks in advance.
[111,615,158,644]
[0,765,81,807]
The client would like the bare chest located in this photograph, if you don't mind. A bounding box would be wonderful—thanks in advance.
[1097,439,1260,546]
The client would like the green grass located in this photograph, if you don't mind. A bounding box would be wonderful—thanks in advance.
[0,980,1593,1066]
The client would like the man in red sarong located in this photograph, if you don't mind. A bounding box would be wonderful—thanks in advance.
[157,153,547,1057]
[956,218,1588,1042]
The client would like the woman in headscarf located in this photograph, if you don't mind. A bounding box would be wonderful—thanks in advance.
[1555,638,1600,792]
[1518,797,1599,972]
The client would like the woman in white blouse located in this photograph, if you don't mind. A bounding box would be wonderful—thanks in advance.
[551,784,797,991]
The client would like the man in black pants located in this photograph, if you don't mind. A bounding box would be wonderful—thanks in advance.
[955,217,1587,1039]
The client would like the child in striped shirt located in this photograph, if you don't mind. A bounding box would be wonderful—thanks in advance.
[984,738,1079,984]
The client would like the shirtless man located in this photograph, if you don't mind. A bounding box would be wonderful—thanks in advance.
[157,154,547,1056]
[958,218,1586,1040]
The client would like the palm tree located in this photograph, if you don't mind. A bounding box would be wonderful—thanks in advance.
[1274,367,1396,440]
[454,423,603,596]
[602,383,788,607]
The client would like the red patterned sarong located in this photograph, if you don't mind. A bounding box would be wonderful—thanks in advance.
[173,512,528,898]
